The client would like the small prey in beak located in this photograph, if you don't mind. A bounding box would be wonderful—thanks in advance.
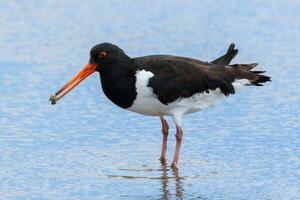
[49,94,58,105]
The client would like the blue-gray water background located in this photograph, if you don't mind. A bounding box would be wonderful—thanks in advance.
[0,0,299,199]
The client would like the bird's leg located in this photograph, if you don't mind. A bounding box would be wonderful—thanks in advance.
[160,116,169,164]
[171,125,183,170]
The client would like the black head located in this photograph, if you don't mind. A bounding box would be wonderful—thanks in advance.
[89,43,131,71]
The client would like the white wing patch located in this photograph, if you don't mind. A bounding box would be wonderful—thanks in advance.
[134,70,155,97]
[127,70,165,116]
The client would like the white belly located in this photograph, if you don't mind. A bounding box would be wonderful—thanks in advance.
[127,70,248,116]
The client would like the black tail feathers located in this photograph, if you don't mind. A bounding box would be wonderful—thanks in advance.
[212,44,271,86]
[228,63,271,86]
[250,72,271,86]
[211,43,239,65]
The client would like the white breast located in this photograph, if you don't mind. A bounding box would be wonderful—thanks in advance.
[127,70,165,116]
[127,70,249,117]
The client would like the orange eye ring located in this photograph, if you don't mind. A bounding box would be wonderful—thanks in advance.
[99,51,108,59]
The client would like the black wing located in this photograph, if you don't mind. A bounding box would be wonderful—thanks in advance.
[135,55,270,105]
[135,56,236,104]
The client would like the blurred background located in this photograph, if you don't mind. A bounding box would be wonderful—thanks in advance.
[0,0,299,199]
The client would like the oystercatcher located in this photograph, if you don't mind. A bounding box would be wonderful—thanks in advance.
[50,43,271,170]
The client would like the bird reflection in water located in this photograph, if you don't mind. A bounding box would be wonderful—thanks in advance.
[111,163,184,199]
[160,162,184,200]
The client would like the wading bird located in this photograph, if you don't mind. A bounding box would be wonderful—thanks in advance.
[50,43,270,170]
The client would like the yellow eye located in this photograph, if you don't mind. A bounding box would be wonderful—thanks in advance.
[99,51,108,59]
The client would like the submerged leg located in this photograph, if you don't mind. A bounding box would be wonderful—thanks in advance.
[171,125,183,170]
[160,116,169,164]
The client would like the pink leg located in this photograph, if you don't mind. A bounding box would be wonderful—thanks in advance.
[171,125,183,170]
[160,117,169,164]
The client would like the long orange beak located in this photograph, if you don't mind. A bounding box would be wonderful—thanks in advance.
[50,63,97,105]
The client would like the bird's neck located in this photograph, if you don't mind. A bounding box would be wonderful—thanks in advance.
[99,61,137,109]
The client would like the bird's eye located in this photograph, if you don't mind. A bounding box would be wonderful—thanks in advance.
[99,51,108,59]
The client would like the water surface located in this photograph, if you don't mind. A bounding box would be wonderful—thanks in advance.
[0,1,299,199]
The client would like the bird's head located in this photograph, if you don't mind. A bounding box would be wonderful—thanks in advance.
[50,43,130,105]
[89,43,130,71]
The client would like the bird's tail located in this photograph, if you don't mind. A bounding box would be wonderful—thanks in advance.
[228,63,271,86]
[211,43,239,65]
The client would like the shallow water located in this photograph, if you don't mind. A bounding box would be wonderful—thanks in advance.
[1,0,300,199]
